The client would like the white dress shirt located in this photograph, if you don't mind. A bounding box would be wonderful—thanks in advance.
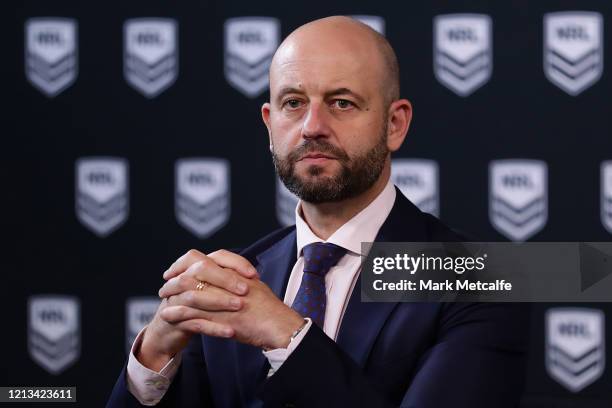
[126,179,397,405]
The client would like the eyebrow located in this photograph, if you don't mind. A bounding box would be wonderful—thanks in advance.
[275,87,366,105]
[325,88,366,105]
[276,87,304,104]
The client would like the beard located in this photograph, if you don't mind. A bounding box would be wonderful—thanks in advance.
[271,124,389,204]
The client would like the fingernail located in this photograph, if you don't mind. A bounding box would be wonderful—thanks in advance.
[249,267,258,276]
[237,282,248,294]
[230,298,241,308]
[223,328,233,337]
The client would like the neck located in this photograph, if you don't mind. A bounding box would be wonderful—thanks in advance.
[300,163,391,240]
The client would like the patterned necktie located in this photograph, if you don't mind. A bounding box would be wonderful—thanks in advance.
[291,242,348,328]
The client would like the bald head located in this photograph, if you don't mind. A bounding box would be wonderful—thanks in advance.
[270,16,400,106]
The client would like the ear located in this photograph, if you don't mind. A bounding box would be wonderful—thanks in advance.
[261,102,273,151]
[386,99,412,152]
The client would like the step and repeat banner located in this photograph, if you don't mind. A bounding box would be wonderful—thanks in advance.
[6,1,612,406]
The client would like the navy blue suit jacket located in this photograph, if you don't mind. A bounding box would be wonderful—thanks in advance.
[108,189,529,407]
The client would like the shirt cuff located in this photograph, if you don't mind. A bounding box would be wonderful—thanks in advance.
[126,325,182,406]
[262,318,312,377]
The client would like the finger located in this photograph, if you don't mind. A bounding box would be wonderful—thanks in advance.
[163,249,206,280]
[207,249,259,278]
[164,286,243,313]
[160,305,215,323]
[175,319,234,338]
[158,269,200,298]
[186,258,251,296]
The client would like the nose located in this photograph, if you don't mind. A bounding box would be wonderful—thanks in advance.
[302,101,332,140]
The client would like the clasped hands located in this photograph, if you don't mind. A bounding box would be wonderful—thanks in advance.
[140,249,304,370]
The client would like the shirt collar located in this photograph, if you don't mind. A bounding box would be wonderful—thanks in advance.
[295,178,396,256]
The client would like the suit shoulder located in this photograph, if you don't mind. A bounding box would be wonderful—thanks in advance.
[237,225,296,261]
[421,212,472,242]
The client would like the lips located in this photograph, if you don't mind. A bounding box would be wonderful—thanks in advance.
[298,153,335,161]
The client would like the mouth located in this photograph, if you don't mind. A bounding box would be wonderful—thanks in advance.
[298,153,336,162]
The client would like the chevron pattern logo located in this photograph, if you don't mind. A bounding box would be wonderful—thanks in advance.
[434,14,492,97]
[175,158,230,239]
[224,17,279,98]
[124,18,178,98]
[392,159,440,217]
[75,157,129,237]
[544,12,603,96]
[489,159,547,241]
[28,296,80,375]
[25,18,78,97]
[546,308,605,392]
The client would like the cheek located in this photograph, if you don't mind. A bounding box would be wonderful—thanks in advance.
[270,116,303,149]
[338,119,383,153]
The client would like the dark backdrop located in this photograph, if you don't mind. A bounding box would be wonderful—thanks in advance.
[6,1,612,406]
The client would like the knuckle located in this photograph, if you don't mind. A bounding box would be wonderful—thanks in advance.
[183,290,195,305]
[228,296,241,309]
[177,273,190,286]
[187,249,202,258]
[199,256,213,269]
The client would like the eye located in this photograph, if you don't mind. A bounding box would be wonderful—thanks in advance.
[332,99,354,110]
[283,99,303,109]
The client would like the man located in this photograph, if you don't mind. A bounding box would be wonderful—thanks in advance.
[108,16,528,407]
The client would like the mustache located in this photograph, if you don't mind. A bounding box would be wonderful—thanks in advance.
[287,140,350,163]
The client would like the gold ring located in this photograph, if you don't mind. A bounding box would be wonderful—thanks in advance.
[195,280,209,291]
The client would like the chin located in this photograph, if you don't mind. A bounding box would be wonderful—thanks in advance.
[305,166,339,179]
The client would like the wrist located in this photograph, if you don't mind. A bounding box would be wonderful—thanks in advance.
[138,329,175,372]
[265,311,307,350]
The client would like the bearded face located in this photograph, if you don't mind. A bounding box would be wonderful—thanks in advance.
[272,121,389,203]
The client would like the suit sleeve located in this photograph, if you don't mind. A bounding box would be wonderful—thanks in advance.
[259,303,529,408]
[106,334,215,408]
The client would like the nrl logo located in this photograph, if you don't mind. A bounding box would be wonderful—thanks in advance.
[391,159,439,217]
[124,18,178,98]
[25,18,78,97]
[175,158,230,238]
[28,295,80,375]
[546,308,605,392]
[351,15,385,35]
[489,159,547,241]
[276,177,299,227]
[602,161,612,234]
[544,12,603,96]
[75,157,129,237]
[434,14,492,97]
[224,17,279,98]
[125,297,160,353]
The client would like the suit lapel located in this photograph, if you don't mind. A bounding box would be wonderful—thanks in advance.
[256,231,297,299]
[337,188,429,367]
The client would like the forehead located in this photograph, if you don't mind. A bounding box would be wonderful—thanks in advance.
[269,41,383,96]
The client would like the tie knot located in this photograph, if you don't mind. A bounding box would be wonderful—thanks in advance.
[302,242,347,277]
